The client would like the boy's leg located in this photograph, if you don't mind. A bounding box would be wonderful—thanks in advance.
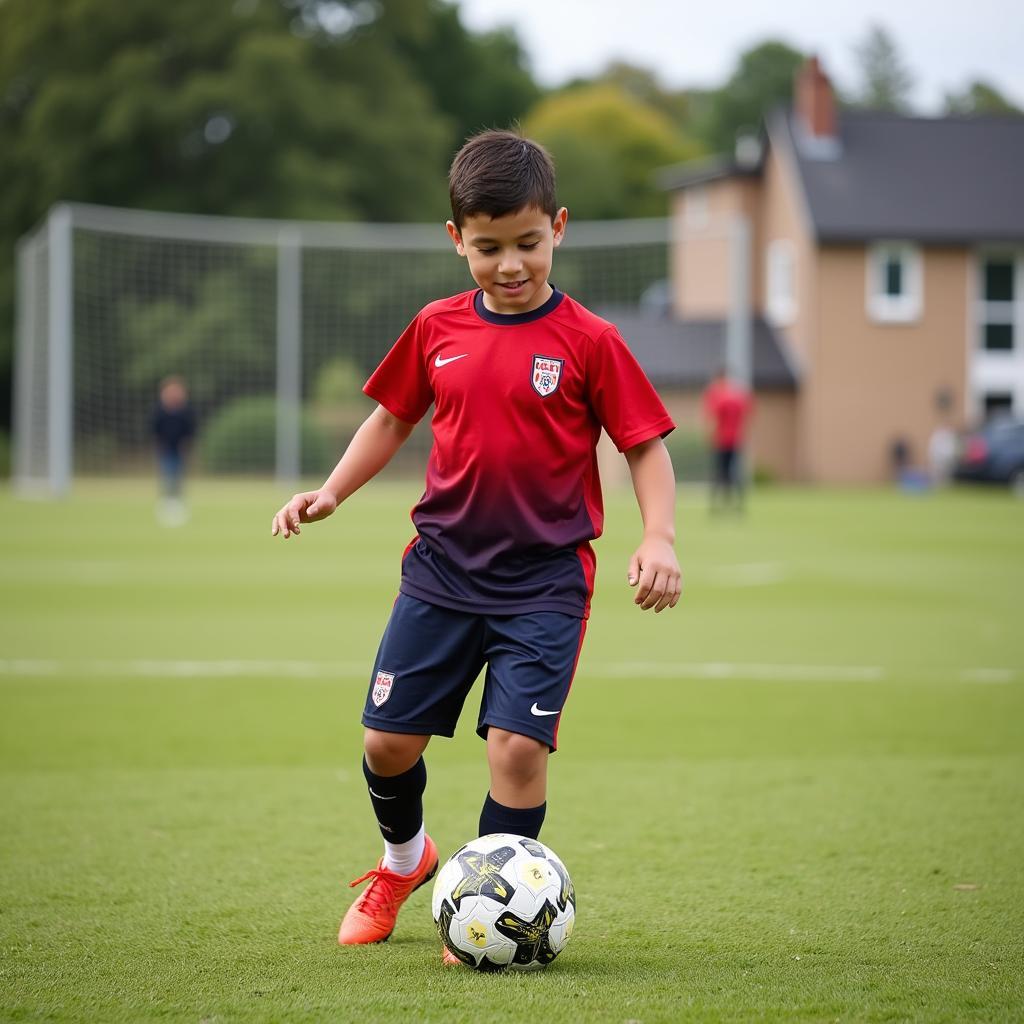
[711,447,727,512]
[480,728,548,839]
[475,611,587,840]
[338,730,437,946]
[340,594,485,945]
[363,729,431,873]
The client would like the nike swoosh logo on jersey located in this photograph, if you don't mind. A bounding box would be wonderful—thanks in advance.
[369,788,397,800]
[530,703,559,717]
[434,353,469,367]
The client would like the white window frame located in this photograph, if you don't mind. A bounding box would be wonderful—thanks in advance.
[969,248,1024,420]
[866,242,923,323]
[765,238,796,326]
[976,250,1019,353]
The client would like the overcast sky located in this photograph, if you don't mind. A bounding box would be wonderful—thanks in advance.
[456,0,1024,114]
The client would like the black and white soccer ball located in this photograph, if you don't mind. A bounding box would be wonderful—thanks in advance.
[431,833,576,972]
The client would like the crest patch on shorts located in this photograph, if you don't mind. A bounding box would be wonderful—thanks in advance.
[372,671,395,707]
[531,355,563,398]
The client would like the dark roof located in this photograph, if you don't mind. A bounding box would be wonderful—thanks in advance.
[656,153,761,190]
[601,308,798,391]
[770,109,1024,243]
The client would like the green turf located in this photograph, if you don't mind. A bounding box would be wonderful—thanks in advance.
[1,480,1022,1023]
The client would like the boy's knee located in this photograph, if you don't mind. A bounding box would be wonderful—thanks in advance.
[488,729,547,781]
[363,728,427,777]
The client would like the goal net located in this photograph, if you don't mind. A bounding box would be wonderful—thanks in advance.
[13,204,669,494]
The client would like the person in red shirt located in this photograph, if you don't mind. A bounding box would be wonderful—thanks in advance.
[703,367,753,513]
[271,130,681,958]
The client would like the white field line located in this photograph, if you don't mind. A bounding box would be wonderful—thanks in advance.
[0,659,1016,684]
[1,560,793,588]
[0,658,366,678]
[595,661,885,681]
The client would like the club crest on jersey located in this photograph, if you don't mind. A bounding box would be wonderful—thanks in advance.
[531,355,563,398]
[371,671,395,707]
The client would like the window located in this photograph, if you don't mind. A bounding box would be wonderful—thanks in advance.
[971,251,1023,422]
[984,393,1013,420]
[985,260,1014,302]
[979,255,1016,352]
[765,239,796,326]
[866,242,923,322]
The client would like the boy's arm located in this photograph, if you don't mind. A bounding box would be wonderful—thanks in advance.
[623,437,681,612]
[271,404,414,538]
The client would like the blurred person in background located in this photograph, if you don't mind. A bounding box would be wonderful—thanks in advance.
[151,375,195,526]
[928,390,958,487]
[703,367,753,514]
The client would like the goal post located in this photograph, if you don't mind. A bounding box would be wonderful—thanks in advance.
[12,203,671,495]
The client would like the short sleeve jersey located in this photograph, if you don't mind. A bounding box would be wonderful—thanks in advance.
[703,381,753,450]
[364,288,675,619]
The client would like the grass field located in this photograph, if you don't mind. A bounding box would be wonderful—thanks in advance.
[1,480,1022,1023]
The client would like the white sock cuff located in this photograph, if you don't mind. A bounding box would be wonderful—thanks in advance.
[382,824,426,875]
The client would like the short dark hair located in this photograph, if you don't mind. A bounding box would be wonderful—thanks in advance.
[448,129,557,228]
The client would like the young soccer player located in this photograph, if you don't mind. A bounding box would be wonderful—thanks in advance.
[271,130,681,958]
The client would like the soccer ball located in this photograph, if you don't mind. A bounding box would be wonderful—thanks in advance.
[431,833,576,972]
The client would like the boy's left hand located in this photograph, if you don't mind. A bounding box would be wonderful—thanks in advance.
[627,537,682,612]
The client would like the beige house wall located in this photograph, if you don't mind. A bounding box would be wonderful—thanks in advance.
[758,140,817,369]
[804,246,969,482]
[665,151,812,482]
[757,141,820,479]
[670,179,761,319]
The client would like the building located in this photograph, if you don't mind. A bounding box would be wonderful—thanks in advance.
[652,57,1024,483]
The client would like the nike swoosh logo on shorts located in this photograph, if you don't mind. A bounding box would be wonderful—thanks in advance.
[530,703,559,717]
[369,788,397,800]
[434,353,469,367]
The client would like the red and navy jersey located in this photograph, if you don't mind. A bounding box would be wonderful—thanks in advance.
[364,288,675,619]
[703,381,753,450]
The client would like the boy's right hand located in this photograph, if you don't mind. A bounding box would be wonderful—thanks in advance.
[271,490,337,538]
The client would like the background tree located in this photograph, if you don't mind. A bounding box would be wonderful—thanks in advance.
[0,0,539,435]
[524,84,703,219]
[389,0,540,146]
[692,40,806,155]
[566,61,695,137]
[850,23,915,112]
[943,79,1023,116]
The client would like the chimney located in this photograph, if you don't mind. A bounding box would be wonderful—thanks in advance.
[795,56,836,140]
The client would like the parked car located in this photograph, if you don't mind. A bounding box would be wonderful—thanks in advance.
[954,418,1024,493]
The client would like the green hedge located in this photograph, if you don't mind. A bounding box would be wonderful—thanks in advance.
[199,396,331,474]
[663,429,710,482]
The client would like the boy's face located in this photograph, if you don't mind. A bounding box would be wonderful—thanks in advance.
[446,205,568,315]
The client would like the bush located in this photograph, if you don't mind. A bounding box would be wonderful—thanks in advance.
[312,356,365,406]
[0,432,9,478]
[310,356,374,453]
[663,429,710,482]
[199,396,331,475]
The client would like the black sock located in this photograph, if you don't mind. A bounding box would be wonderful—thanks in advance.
[362,755,426,844]
[479,792,547,840]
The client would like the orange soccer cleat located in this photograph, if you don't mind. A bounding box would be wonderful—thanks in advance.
[337,834,439,945]
[440,944,463,966]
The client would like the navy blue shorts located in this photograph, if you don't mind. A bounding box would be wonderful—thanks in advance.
[361,594,587,751]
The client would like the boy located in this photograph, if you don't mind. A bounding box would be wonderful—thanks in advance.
[271,130,681,958]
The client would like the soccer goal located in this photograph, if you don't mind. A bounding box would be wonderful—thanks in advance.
[13,204,670,495]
